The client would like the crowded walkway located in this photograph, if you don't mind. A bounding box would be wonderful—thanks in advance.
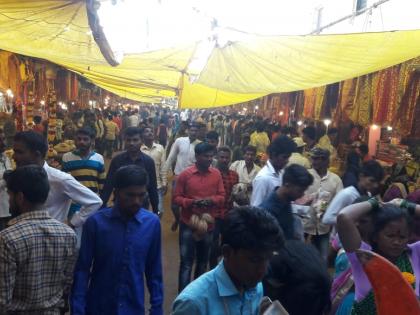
[1,105,420,315]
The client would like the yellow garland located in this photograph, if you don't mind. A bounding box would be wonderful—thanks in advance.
[402,272,416,285]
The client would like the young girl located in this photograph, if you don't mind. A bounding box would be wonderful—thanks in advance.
[337,198,420,315]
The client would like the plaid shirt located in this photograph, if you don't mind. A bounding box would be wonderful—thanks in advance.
[0,211,77,315]
[218,170,239,218]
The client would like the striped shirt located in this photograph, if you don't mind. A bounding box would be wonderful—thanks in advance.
[62,151,106,194]
[0,211,77,314]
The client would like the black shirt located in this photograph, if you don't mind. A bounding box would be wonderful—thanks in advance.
[100,151,159,213]
[259,191,295,240]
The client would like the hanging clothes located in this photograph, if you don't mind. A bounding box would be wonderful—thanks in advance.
[397,72,420,136]
[372,65,401,125]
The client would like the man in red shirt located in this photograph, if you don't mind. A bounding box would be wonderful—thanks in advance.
[112,113,123,150]
[173,142,225,292]
[209,146,239,268]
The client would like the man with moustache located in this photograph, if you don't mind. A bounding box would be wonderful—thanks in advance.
[71,165,163,315]
[101,127,159,214]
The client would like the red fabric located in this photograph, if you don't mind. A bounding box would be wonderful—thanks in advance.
[33,124,44,134]
[218,170,239,219]
[113,116,122,129]
[173,165,225,229]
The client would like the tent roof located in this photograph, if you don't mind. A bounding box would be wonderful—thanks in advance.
[1,1,420,108]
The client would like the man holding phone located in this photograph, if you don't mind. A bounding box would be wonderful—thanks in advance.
[173,142,225,292]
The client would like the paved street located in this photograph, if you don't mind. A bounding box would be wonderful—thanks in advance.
[160,182,179,313]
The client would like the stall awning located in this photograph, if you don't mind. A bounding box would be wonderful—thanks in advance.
[1,1,420,108]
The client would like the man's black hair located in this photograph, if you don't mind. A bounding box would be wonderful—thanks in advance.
[33,116,42,124]
[360,160,384,182]
[113,165,149,189]
[4,165,49,204]
[206,130,219,141]
[267,135,297,157]
[14,131,48,158]
[195,142,215,156]
[124,127,142,138]
[359,143,369,155]
[222,206,284,252]
[217,146,231,155]
[76,127,95,139]
[243,145,257,155]
[264,240,331,315]
[283,164,314,187]
[302,126,317,141]
[255,121,265,132]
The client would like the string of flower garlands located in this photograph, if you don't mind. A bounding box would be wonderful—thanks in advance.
[47,91,57,143]
[189,213,215,241]
[26,91,34,126]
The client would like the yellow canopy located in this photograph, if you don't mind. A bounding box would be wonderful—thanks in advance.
[1,1,420,108]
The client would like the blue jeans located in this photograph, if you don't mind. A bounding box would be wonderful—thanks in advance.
[171,178,181,223]
[178,222,211,292]
[311,233,330,262]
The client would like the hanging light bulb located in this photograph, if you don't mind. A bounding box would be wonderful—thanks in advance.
[323,119,332,127]
[279,111,284,116]
[297,120,303,126]
[387,126,393,131]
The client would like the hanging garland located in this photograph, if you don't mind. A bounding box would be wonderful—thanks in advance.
[47,90,57,143]
[26,91,34,126]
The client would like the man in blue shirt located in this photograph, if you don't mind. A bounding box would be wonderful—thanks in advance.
[71,165,163,315]
[172,206,283,315]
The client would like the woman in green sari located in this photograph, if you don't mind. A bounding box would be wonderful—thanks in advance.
[336,198,420,315]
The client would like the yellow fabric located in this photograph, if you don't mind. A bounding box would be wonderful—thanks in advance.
[1,1,420,108]
[249,131,270,155]
[104,120,119,141]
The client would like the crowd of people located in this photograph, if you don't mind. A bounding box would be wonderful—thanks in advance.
[0,105,419,315]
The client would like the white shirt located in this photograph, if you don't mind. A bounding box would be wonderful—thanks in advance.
[43,162,102,227]
[0,153,12,218]
[165,137,201,176]
[322,185,361,226]
[229,160,260,185]
[128,114,139,127]
[303,169,343,235]
[141,143,167,189]
[180,111,189,122]
[250,161,283,207]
